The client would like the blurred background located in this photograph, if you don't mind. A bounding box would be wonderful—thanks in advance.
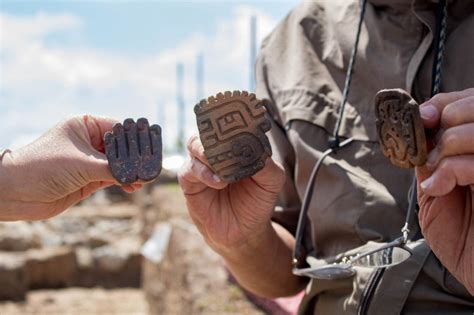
[0,0,301,314]
[0,0,297,155]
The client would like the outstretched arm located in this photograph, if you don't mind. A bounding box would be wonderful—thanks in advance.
[0,115,142,221]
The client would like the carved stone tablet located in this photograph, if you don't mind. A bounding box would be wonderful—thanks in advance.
[195,91,272,183]
[104,118,162,184]
[374,89,427,168]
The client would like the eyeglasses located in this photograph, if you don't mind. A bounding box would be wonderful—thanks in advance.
[292,138,417,280]
[293,236,413,280]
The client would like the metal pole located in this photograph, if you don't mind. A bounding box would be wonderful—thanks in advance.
[157,99,165,150]
[196,53,204,101]
[176,63,185,152]
[250,15,257,91]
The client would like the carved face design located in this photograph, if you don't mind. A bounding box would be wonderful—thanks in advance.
[374,89,427,168]
[195,91,272,182]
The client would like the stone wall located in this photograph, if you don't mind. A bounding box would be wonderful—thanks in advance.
[0,200,143,301]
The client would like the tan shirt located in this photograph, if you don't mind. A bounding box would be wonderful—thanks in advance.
[255,0,474,314]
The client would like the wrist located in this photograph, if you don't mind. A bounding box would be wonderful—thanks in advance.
[218,221,278,265]
[218,221,306,297]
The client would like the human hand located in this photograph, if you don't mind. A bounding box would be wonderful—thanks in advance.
[177,135,285,258]
[416,88,474,295]
[0,115,142,221]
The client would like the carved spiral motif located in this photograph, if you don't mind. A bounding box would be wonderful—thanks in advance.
[195,91,272,183]
[374,89,427,168]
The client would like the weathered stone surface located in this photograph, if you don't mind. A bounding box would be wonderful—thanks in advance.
[104,118,162,184]
[85,237,142,288]
[375,89,427,168]
[75,246,93,270]
[30,222,63,247]
[195,91,272,183]
[0,288,148,314]
[0,222,41,251]
[0,253,27,301]
[94,246,127,272]
[0,203,145,300]
[25,246,77,289]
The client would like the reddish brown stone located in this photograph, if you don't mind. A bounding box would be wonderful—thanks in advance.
[104,118,162,184]
[25,246,77,289]
[195,91,272,183]
[374,89,427,168]
[0,253,27,301]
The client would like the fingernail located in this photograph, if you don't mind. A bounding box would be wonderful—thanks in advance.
[212,174,221,183]
[420,104,437,121]
[420,176,434,191]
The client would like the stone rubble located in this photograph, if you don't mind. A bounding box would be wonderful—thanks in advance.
[0,202,143,301]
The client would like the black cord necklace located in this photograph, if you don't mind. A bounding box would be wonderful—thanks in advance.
[293,0,448,270]
[293,0,368,267]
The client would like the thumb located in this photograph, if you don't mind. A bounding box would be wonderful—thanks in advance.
[415,164,434,187]
[250,158,285,193]
[82,115,120,152]
[78,115,119,183]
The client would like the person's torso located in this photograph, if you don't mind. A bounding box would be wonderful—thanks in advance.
[257,0,474,313]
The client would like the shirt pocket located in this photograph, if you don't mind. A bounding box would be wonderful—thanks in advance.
[273,88,378,143]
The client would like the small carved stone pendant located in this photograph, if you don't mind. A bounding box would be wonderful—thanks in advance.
[104,118,162,184]
[195,91,272,183]
[374,89,427,168]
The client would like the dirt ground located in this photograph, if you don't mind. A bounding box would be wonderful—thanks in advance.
[0,288,147,315]
[0,183,267,315]
[141,183,265,315]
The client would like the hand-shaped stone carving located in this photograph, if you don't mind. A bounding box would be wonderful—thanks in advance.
[195,91,272,183]
[375,89,427,168]
[104,118,162,184]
